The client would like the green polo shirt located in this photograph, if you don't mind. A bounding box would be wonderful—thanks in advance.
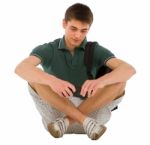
[30,37,115,87]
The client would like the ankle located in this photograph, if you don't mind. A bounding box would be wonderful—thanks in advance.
[63,117,70,127]
[83,117,93,127]
[77,115,86,124]
[64,116,74,125]
[65,115,86,125]
[82,117,107,140]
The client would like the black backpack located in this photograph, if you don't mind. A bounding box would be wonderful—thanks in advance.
[84,42,112,80]
[84,42,118,111]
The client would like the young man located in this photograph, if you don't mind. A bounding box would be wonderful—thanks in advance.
[15,3,136,140]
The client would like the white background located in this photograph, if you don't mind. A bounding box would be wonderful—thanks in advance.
[0,0,150,145]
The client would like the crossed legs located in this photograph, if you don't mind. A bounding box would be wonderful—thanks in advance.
[29,82,125,139]
[29,82,86,124]
[66,82,125,124]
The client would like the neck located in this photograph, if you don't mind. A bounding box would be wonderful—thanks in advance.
[70,50,75,56]
[64,37,76,51]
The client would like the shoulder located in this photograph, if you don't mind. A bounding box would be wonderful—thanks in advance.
[29,38,61,65]
[92,42,115,64]
[33,38,61,52]
[49,38,61,48]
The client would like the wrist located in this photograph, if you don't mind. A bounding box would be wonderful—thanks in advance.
[43,74,56,86]
[97,74,109,87]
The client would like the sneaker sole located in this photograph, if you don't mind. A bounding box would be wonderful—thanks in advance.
[92,125,107,140]
[48,123,61,138]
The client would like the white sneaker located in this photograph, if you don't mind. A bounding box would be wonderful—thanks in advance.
[83,117,107,140]
[48,118,69,138]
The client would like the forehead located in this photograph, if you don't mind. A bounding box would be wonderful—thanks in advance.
[66,19,90,29]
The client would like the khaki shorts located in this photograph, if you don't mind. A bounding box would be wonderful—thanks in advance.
[28,85,123,134]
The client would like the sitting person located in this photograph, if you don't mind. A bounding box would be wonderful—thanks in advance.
[15,3,136,140]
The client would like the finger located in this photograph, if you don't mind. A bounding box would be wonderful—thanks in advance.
[58,92,64,97]
[62,90,70,98]
[87,89,93,98]
[67,83,76,93]
[80,81,90,96]
[91,89,97,97]
[80,87,88,97]
[87,84,95,97]
[82,83,92,97]
[65,87,73,97]
[80,81,87,95]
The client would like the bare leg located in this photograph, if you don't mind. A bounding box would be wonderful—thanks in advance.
[29,82,86,124]
[66,82,126,124]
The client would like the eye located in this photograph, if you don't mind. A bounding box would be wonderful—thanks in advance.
[81,30,87,33]
[71,28,77,31]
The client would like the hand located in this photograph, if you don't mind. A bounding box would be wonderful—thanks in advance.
[80,78,105,98]
[48,76,76,98]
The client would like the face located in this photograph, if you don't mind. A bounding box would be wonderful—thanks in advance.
[63,19,90,50]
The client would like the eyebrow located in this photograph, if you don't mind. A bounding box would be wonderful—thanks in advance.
[71,26,88,31]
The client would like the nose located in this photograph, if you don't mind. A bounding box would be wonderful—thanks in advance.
[74,31,81,39]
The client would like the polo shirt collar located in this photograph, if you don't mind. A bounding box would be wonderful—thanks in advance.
[58,36,87,50]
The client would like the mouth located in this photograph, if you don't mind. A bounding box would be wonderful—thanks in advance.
[72,39,81,43]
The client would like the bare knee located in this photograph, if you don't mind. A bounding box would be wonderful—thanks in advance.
[28,82,54,94]
[114,82,126,99]
[28,82,37,89]
[94,82,126,98]
[28,82,47,93]
[118,82,126,92]
[28,82,39,93]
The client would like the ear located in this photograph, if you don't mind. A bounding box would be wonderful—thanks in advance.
[62,19,67,29]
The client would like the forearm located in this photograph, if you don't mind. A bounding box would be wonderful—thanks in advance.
[15,62,55,85]
[98,63,136,86]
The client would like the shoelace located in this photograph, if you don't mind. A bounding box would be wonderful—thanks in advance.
[86,119,97,137]
[55,119,67,135]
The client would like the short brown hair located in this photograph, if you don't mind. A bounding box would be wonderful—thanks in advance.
[64,3,93,25]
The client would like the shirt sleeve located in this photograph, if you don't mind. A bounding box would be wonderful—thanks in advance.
[93,42,115,67]
[30,43,53,66]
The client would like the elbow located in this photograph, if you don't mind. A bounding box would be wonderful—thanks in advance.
[14,64,22,76]
[129,65,136,76]
[133,67,136,75]
[14,65,19,75]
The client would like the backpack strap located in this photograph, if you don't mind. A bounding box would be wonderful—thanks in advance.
[84,42,97,79]
[84,42,118,111]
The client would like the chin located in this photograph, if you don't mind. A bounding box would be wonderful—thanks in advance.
[73,41,82,47]
[73,44,80,48]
